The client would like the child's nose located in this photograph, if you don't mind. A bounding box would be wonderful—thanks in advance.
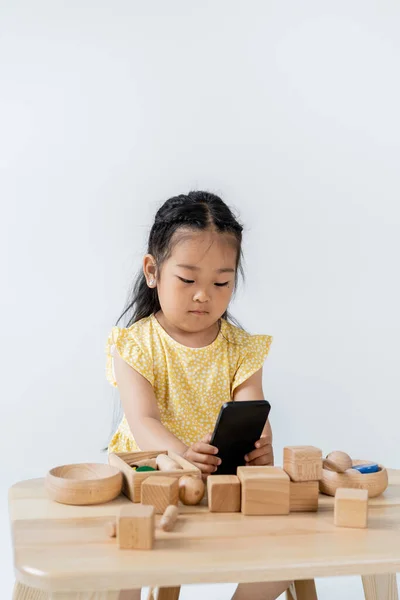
[193,288,211,302]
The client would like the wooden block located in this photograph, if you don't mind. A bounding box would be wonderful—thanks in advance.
[118,504,155,549]
[334,487,368,528]
[141,476,179,514]
[237,466,290,515]
[207,475,241,512]
[283,446,323,481]
[290,481,319,512]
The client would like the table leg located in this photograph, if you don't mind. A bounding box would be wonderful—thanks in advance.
[362,574,398,600]
[286,580,318,600]
[13,582,49,600]
[49,593,120,599]
[13,586,122,600]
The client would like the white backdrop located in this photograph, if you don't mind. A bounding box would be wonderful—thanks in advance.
[1,1,400,598]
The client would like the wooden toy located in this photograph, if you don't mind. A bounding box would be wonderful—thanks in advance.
[334,487,368,528]
[118,504,155,549]
[141,476,179,514]
[136,466,157,472]
[133,458,158,469]
[179,475,205,505]
[283,446,323,482]
[324,451,352,473]
[320,459,388,498]
[45,463,122,506]
[109,450,200,502]
[207,475,241,512]
[160,505,179,531]
[237,466,290,516]
[352,463,380,474]
[289,481,319,512]
[156,454,183,471]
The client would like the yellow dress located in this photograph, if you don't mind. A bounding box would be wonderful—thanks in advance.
[105,313,272,453]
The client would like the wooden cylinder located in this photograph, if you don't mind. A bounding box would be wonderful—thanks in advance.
[156,454,182,472]
[160,505,179,531]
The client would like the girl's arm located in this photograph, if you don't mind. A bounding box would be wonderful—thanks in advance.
[113,349,188,455]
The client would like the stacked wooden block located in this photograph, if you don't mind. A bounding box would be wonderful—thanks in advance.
[284,446,322,513]
[207,446,322,515]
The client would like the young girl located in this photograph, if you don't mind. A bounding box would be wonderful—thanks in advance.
[105,191,291,600]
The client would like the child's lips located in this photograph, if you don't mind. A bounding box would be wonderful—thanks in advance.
[189,310,208,315]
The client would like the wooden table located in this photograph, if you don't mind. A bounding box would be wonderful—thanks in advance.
[8,470,400,600]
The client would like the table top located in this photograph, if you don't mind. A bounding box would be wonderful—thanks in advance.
[8,469,400,593]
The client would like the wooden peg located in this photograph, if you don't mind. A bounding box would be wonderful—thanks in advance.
[156,454,182,472]
[160,505,179,531]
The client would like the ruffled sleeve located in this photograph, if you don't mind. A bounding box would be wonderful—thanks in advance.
[105,326,154,388]
[231,334,273,394]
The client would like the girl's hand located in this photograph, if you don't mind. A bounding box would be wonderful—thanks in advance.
[183,433,221,481]
[244,434,274,466]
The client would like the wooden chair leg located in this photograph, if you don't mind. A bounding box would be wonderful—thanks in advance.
[362,574,398,600]
[153,588,181,600]
[286,580,318,600]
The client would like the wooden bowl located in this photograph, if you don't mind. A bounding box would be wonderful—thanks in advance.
[319,459,388,498]
[45,463,123,505]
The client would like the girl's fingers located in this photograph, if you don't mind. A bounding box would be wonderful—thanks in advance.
[192,442,219,456]
[193,461,218,474]
[202,433,213,444]
[247,454,274,467]
[255,435,272,448]
[189,451,221,467]
[245,445,273,462]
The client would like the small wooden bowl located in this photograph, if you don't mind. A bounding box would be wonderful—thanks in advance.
[319,459,388,498]
[45,463,123,505]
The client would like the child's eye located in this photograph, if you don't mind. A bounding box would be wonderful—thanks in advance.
[178,277,195,284]
[214,282,229,287]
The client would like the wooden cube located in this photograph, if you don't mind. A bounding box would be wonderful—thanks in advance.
[283,446,322,482]
[118,504,155,549]
[208,475,241,512]
[334,487,368,528]
[290,481,319,512]
[237,466,290,515]
[141,476,179,514]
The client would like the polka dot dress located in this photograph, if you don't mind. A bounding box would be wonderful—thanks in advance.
[105,313,272,453]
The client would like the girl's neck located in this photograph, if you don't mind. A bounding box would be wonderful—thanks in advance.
[154,311,221,348]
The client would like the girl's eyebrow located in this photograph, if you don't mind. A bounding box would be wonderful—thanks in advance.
[176,263,235,274]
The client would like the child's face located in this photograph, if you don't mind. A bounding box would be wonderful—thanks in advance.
[150,230,237,332]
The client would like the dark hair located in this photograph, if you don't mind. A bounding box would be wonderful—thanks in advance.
[103,191,245,452]
[116,190,245,328]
